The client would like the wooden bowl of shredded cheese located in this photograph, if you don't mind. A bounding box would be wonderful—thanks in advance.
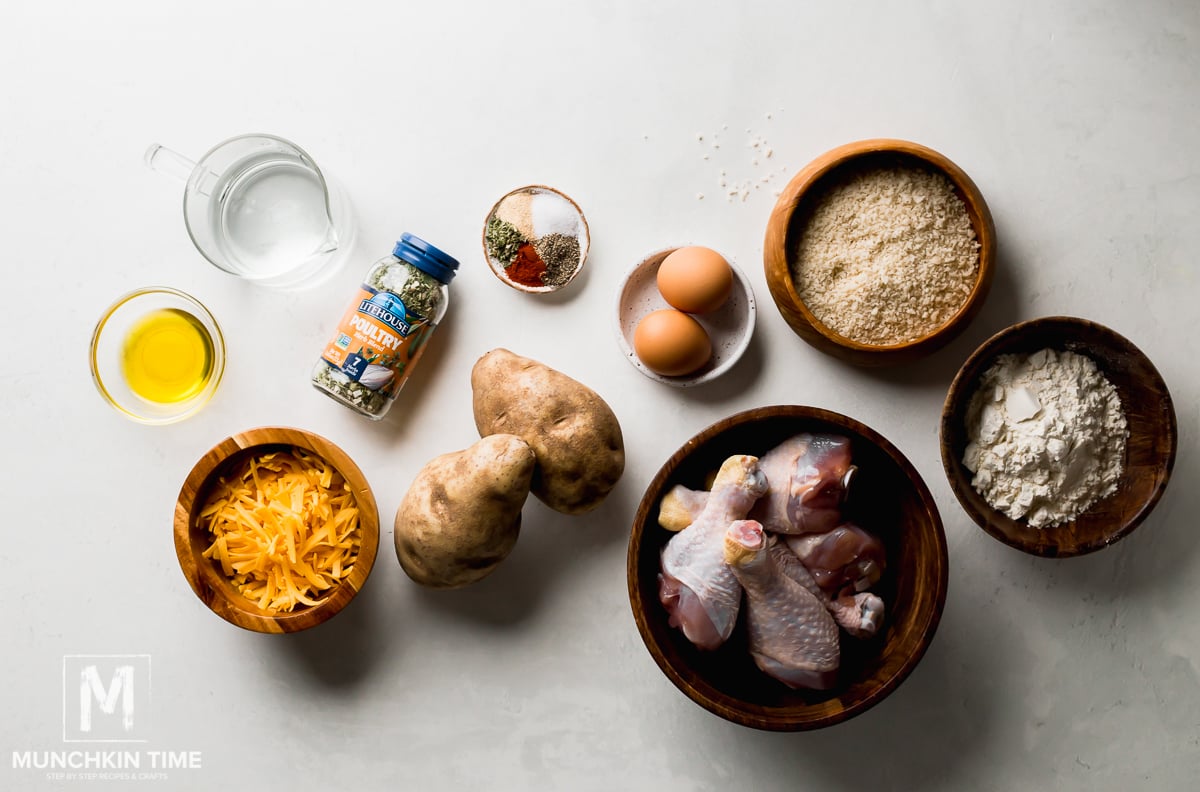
[764,139,996,366]
[174,427,379,633]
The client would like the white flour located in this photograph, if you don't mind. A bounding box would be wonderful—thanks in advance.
[962,348,1127,528]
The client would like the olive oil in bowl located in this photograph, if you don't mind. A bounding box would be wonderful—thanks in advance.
[121,308,215,404]
[90,287,225,424]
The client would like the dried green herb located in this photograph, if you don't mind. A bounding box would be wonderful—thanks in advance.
[312,363,390,415]
[485,216,524,265]
[368,263,443,318]
[314,251,450,419]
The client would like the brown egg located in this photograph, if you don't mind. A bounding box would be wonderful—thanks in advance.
[656,246,733,314]
[633,309,713,377]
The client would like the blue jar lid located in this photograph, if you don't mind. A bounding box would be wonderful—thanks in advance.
[393,233,459,284]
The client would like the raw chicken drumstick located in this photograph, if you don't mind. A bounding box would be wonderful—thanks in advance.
[751,433,856,535]
[656,433,855,535]
[769,537,884,639]
[659,455,768,650]
[724,520,840,690]
[784,523,886,594]
[657,485,709,533]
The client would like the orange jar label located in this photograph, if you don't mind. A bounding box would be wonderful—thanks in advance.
[320,286,435,400]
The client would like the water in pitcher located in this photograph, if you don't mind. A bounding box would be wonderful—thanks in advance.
[209,152,337,281]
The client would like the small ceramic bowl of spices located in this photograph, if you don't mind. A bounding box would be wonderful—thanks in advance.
[940,317,1177,557]
[483,185,590,293]
[764,139,996,366]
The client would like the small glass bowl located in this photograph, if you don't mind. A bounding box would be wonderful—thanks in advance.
[89,287,226,424]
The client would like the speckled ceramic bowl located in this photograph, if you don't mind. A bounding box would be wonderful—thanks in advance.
[614,247,756,386]
[482,184,590,294]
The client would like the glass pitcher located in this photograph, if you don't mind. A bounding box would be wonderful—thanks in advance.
[146,133,355,289]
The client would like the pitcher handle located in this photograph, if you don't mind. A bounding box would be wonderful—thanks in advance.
[144,144,196,183]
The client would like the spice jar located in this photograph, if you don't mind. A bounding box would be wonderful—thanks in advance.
[311,233,458,420]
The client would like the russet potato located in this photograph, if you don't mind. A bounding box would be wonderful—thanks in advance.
[394,434,535,589]
[471,348,625,515]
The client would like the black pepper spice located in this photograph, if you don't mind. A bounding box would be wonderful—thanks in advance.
[534,233,581,289]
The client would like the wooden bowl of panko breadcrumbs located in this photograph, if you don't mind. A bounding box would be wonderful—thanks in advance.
[764,139,996,366]
[174,427,379,633]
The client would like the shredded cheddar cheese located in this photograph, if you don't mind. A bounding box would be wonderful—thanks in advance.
[200,449,360,613]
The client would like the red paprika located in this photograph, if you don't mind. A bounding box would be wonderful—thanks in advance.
[506,243,547,287]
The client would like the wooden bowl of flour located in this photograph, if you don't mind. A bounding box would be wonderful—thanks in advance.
[940,317,1176,557]
[764,139,996,366]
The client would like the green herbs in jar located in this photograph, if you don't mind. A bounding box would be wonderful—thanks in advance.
[311,233,459,420]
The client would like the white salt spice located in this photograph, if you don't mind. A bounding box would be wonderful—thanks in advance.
[791,166,980,345]
[531,190,582,239]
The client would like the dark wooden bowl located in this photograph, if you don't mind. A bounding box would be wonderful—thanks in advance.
[763,139,996,366]
[940,317,1176,557]
[627,406,948,730]
[174,427,380,633]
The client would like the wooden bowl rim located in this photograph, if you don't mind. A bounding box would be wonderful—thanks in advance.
[763,138,997,363]
[481,183,591,294]
[939,316,1178,557]
[627,404,949,730]
[173,426,380,633]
